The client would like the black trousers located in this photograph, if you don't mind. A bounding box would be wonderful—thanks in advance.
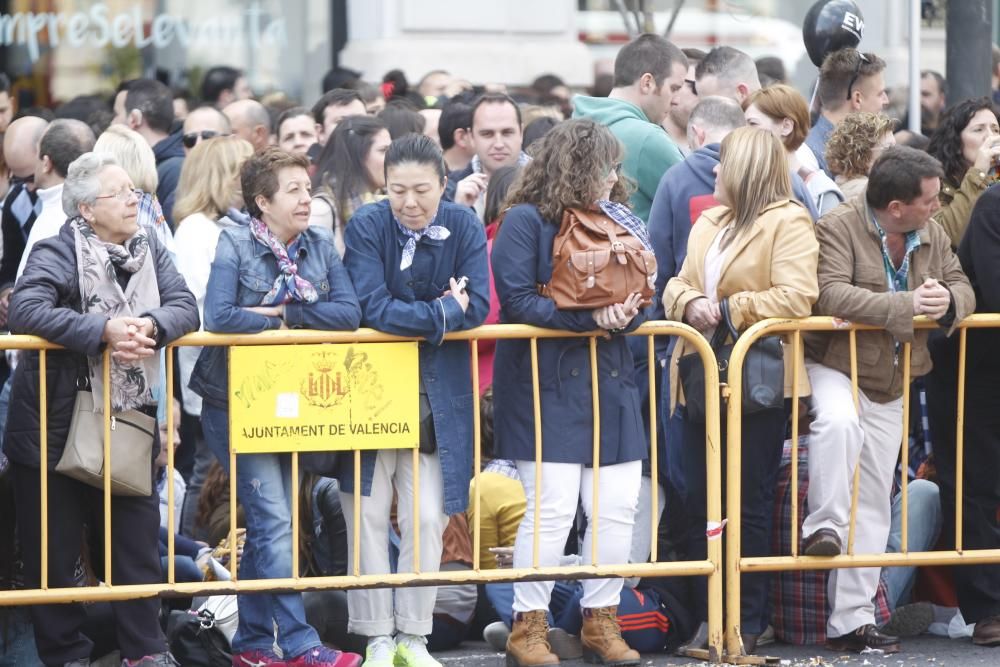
[926,332,1000,623]
[678,405,786,636]
[12,463,167,666]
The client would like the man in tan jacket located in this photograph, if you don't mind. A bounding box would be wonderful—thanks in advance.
[801,146,975,655]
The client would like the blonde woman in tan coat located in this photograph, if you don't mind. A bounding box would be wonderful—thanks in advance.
[662,126,819,652]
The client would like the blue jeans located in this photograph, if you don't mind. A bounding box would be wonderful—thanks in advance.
[884,479,942,610]
[0,608,41,666]
[0,374,12,452]
[201,404,320,657]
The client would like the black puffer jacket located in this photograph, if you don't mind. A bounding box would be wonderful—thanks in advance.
[4,222,199,469]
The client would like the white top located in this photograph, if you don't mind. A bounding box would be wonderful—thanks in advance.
[796,143,820,173]
[17,183,65,282]
[173,211,238,415]
[703,224,731,306]
[158,468,187,534]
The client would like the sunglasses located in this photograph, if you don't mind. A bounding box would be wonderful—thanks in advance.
[685,78,697,96]
[182,130,227,149]
[846,51,871,101]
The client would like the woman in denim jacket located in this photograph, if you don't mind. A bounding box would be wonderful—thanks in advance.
[190,148,362,667]
[340,134,489,667]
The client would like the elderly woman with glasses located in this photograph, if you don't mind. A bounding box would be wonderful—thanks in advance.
[4,151,199,666]
[190,147,362,667]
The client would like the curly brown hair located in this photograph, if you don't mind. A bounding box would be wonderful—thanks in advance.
[826,112,897,180]
[502,118,632,222]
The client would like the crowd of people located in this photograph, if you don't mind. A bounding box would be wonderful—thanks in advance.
[0,30,1000,667]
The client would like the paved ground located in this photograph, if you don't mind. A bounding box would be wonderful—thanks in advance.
[436,637,1000,666]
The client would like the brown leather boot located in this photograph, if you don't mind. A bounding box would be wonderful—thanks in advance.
[580,606,641,666]
[506,610,560,667]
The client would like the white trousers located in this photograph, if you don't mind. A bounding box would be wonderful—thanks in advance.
[340,449,447,637]
[802,362,903,637]
[512,460,642,613]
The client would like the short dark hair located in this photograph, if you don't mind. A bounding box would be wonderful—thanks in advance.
[275,106,314,137]
[613,34,688,88]
[378,101,425,139]
[470,92,522,130]
[530,74,566,96]
[755,56,787,87]
[322,67,361,93]
[523,116,559,151]
[384,133,446,183]
[201,66,242,105]
[438,102,472,150]
[866,146,944,210]
[922,70,947,98]
[483,164,522,224]
[0,73,10,94]
[241,147,310,219]
[817,48,886,110]
[311,88,365,125]
[682,47,707,64]
[696,46,758,88]
[39,119,96,178]
[123,79,174,133]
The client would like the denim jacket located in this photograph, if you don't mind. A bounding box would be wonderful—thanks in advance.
[190,225,361,408]
[339,199,489,515]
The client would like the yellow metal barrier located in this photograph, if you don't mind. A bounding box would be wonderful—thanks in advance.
[722,314,1000,664]
[0,322,726,662]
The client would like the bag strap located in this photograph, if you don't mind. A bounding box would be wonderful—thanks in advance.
[719,298,740,341]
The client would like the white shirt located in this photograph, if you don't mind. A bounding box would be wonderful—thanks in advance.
[17,183,65,282]
[173,212,238,415]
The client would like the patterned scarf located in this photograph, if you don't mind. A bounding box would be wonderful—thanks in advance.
[248,217,319,305]
[597,199,653,251]
[395,214,450,270]
[72,216,160,412]
[137,192,176,258]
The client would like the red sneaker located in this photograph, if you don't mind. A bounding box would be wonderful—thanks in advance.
[287,646,362,667]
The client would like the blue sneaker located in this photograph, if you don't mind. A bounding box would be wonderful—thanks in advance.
[289,645,362,667]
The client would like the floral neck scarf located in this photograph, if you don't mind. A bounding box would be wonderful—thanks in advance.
[72,216,160,412]
[248,217,319,305]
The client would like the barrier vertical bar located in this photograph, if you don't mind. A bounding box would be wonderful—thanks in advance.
[647,335,659,562]
[166,348,175,584]
[900,343,912,553]
[353,449,362,576]
[292,452,299,578]
[589,336,600,567]
[39,349,48,589]
[412,444,421,573]
[847,330,862,555]
[530,337,542,568]
[790,330,801,557]
[955,328,968,552]
[103,348,112,585]
[230,448,238,580]
[470,340,482,571]
[702,331,723,663]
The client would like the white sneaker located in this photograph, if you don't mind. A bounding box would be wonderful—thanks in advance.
[363,635,396,667]
[393,633,441,667]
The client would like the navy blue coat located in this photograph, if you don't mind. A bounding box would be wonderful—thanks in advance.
[340,200,489,515]
[490,203,648,466]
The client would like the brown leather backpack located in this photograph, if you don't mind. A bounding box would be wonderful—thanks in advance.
[541,207,657,310]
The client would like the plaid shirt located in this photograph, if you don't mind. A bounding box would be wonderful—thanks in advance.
[771,436,891,644]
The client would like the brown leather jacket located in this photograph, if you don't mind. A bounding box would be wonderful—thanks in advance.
[804,195,976,403]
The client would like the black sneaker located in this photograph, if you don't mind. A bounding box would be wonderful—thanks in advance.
[825,624,901,654]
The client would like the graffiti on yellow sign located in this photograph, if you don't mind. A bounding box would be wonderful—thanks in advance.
[228,342,420,453]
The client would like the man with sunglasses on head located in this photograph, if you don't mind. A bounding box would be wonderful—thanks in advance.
[803,49,889,178]
[181,106,231,154]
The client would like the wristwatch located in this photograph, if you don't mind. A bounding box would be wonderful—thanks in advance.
[145,316,160,341]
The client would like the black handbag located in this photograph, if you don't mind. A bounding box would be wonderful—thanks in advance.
[677,298,785,422]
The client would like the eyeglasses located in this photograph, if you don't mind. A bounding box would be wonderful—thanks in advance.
[846,51,871,101]
[685,78,698,96]
[182,130,227,148]
[95,188,143,203]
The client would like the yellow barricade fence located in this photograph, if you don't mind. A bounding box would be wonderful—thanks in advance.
[722,314,1000,665]
[0,322,726,662]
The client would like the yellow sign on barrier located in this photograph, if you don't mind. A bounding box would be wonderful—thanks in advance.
[228,342,420,453]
